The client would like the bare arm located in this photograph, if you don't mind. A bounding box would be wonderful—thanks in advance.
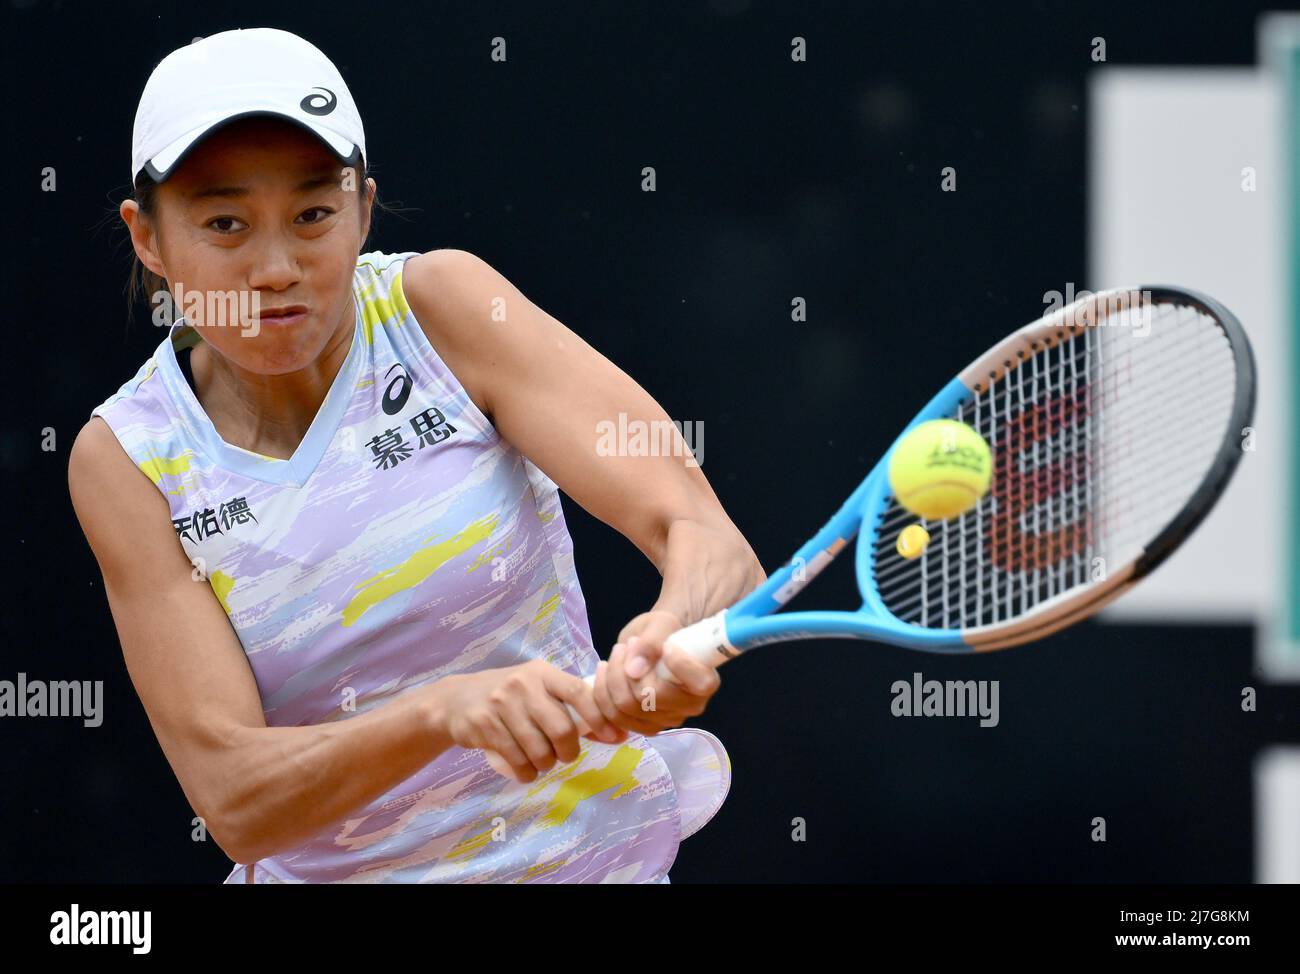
[401,249,766,607]
[67,419,618,862]
[401,249,766,734]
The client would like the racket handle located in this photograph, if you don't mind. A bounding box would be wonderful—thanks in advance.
[654,611,735,680]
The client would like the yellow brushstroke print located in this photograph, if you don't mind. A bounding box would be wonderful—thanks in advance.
[209,570,235,616]
[138,450,195,487]
[538,745,643,828]
[391,270,413,320]
[522,749,588,800]
[447,795,546,864]
[357,278,400,345]
[446,825,497,863]
[519,860,564,882]
[465,537,511,572]
[341,512,499,626]
[533,593,560,624]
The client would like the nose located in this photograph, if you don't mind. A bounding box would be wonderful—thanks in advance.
[246,236,303,293]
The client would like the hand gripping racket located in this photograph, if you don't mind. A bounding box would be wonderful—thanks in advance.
[484,285,1255,779]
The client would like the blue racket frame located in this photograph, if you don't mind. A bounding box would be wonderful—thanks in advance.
[719,377,974,654]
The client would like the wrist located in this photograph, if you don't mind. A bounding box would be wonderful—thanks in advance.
[419,678,455,750]
[653,521,764,626]
[647,602,688,629]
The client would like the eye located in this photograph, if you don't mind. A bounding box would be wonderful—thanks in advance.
[297,207,335,224]
[207,216,246,234]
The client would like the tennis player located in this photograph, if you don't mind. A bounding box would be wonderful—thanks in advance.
[68,27,764,883]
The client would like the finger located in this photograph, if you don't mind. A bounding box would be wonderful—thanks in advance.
[544,671,593,738]
[547,668,624,745]
[612,717,672,737]
[596,692,673,736]
[615,612,654,647]
[479,712,538,783]
[603,645,686,734]
[658,646,723,697]
[605,640,648,719]
[498,691,559,774]
[525,674,603,764]
[592,657,625,726]
[525,692,583,765]
[635,674,707,724]
[590,662,635,740]
[622,634,664,680]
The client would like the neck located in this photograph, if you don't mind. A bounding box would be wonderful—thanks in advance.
[189,293,357,461]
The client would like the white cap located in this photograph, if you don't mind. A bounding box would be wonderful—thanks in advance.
[131,27,366,186]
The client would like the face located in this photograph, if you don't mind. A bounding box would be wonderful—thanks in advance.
[122,116,375,375]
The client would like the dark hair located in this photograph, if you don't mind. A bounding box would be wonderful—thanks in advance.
[125,153,404,318]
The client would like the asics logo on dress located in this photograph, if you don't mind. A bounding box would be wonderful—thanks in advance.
[382,363,414,415]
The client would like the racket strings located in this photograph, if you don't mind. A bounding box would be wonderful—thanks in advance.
[873,300,1240,630]
[873,323,1232,538]
[883,378,1231,568]
[873,379,1235,569]
[873,336,1233,567]
[875,435,1224,624]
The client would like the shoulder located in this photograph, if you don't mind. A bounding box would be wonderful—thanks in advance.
[68,416,162,508]
[69,416,132,488]
[68,417,174,568]
[400,248,501,320]
[399,249,512,423]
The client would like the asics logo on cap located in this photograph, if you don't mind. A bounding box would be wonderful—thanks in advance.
[300,87,337,116]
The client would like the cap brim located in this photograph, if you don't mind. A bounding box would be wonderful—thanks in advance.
[140,110,361,184]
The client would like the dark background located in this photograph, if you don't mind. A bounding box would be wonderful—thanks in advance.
[3,0,1298,883]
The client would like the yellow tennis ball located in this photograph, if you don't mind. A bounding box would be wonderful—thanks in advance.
[896,524,930,559]
[887,419,992,520]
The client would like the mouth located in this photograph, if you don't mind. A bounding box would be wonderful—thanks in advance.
[255,304,309,326]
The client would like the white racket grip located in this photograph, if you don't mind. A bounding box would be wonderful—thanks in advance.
[654,611,736,681]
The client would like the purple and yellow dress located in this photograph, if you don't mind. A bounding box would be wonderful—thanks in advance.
[90,250,731,883]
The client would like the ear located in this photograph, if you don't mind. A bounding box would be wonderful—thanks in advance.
[120,198,167,279]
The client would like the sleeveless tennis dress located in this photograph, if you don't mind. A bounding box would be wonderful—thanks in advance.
[90,250,731,883]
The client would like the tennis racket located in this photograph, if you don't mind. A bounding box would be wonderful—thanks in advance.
[484,285,1255,779]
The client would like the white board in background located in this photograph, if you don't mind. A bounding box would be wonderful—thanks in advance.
[1088,68,1282,629]
[1256,747,1300,883]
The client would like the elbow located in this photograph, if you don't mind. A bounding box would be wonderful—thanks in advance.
[197,774,274,866]
[192,727,282,865]
[202,798,257,865]
[208,792,292,866]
